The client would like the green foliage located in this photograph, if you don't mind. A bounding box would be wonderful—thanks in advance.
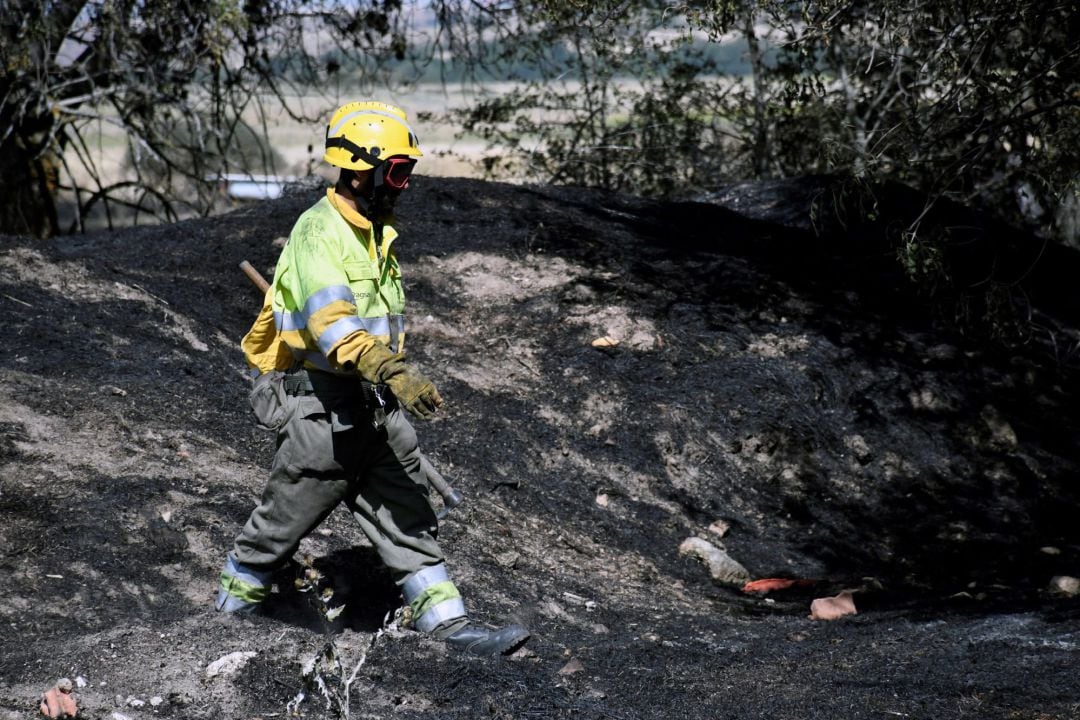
[431,0,1079,337]
[4,0,1078,328]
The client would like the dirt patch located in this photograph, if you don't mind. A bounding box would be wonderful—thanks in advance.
[1,176,1078,719]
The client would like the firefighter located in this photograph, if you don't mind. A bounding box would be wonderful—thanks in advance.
[216,101,529,657]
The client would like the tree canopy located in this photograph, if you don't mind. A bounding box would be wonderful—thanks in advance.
[2,0,1078,259]
[0,0,409,236]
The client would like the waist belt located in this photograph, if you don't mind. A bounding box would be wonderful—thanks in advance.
[283,367,391,408]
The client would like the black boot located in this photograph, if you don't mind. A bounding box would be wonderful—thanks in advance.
[445,623,530,656]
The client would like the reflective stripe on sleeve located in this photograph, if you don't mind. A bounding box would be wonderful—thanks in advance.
[402,564,450,603]
[274,309,305,332]
[361,315,391,336]
[290,347,337,373]
[414,597,468,633]
[389,314,405,352]
[303,285,355,319]
[317,315,369,354]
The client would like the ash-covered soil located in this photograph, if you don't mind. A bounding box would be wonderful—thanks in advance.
[1,176,1078,719]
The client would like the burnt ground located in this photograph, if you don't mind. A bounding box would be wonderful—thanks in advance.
[1,175,1079,719]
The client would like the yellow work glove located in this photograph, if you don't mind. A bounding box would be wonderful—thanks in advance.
[354,343,444,420]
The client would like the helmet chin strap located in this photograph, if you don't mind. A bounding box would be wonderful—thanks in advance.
[340,165,396,226]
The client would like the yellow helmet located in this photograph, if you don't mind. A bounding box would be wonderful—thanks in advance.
[323,101,422,171]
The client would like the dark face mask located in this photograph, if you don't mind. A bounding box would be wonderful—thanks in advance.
[369,185,401,225]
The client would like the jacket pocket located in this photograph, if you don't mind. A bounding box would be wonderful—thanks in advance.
[344,260,378,281]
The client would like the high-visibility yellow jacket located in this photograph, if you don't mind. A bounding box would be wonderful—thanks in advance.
[242,188,407,375]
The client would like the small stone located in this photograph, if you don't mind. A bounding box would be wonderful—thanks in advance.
[1040,546,1062,555]
[591,624,609,635]
[55,679,72,693]
[509,645,538,660]
[206,650,258,678]
[707,520,730,538]
[149,697,164,707]
[558,658,585,675]
[1049,575,1080,596]
[110,713,132,720]
[74,677,87,689]
[980,405,1018,447]
[595,493,609,508]
[539,599,572,621]
[843,434,872,462]
[126,698,145,708]
[591,336,619,349]
[494,551,520,569]
[810,590,858,620]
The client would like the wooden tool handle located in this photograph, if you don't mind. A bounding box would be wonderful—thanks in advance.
[239,260,270,294]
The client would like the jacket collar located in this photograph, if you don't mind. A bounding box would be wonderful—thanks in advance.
[326,187,373,231]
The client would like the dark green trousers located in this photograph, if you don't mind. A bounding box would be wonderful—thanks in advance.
[231,390,446,583]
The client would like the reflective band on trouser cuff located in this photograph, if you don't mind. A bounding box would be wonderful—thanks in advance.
[219,555,272,604]
[414,596,468,633]
[303,285,355,319]
[402,565,467,633]
[402,564,450,602]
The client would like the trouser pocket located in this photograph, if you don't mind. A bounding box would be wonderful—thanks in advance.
[249,371,287,430]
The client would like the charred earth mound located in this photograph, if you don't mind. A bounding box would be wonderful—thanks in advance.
[1,176,1078,719]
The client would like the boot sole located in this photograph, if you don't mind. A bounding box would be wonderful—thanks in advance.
[496,628,530,656]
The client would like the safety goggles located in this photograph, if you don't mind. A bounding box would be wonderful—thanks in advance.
[377,157,417,190]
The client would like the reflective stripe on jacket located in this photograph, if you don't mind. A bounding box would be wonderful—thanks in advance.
[242,190,406,375]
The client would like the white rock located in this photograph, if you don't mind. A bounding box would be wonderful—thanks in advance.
[707,520,730,538]
[150,696,164,707]
[111,713,133,720]
[1050,575,1080,596]
[206,650,258,678]
[678,537,751,586]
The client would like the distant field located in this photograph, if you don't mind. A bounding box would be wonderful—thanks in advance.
[57,83,508,230]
